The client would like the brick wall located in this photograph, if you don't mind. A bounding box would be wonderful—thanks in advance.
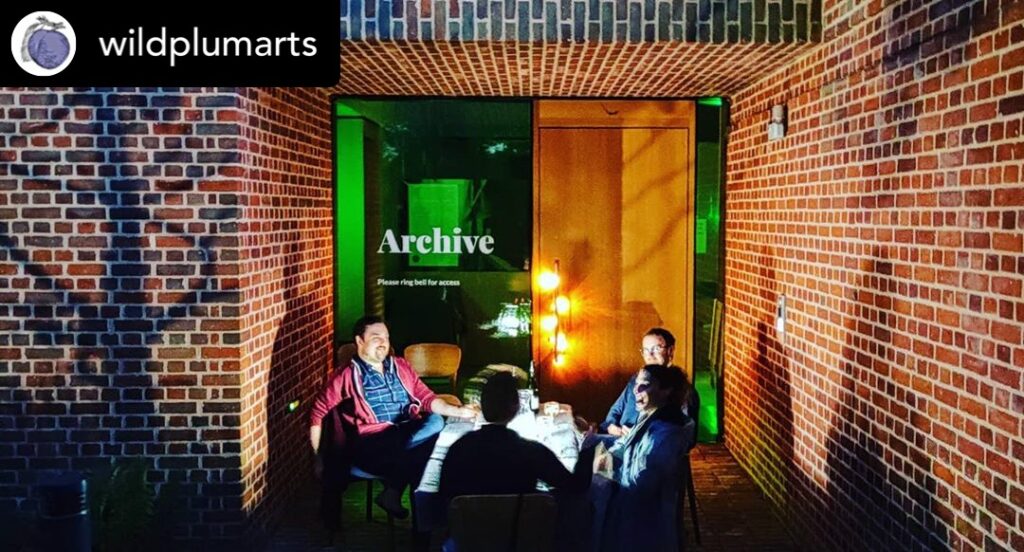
[341,0,821,43]
[0,86,335,546]
[236,86,334,539]
[725,0,1024,549]
[0,88,250,541]
[340,40,813,96]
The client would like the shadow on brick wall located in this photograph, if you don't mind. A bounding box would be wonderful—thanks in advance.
[749,248,797,515]
[0,128,240,544]
[262,228,318,541]
[823,246,948,549]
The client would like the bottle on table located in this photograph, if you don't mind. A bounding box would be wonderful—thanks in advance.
[528,360,540,412]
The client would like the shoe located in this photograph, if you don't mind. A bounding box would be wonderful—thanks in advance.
[374,488,409,520]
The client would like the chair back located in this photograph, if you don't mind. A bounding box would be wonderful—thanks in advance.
[404,343,461,378]
[683,385,700,451]
[462,364,528,406]
[484,363,528,382]
[335,342,358,372]
[319,403,359,483]
[448,494,557,552]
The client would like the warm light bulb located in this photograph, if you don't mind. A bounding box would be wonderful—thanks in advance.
[540,314,558,333]
[555,332,569,353]
[553,354,566,366]
[538,270,560,292]
[555,295,570,315]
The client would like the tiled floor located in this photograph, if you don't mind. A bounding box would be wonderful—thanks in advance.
[265,443,797,551]
[682,444,797,552]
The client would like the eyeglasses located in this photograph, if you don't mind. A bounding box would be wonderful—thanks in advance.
[640,345,667,355]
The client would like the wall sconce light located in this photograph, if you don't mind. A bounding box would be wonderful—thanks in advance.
[767,104,786,141]
[554,332,569,354]
[538,270,560,292]
[538,259,571,367]
[554,295,571,315]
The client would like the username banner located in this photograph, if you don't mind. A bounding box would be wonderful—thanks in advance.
[2,1,340,86]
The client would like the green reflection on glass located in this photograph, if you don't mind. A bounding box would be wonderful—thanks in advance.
[697,97,724,107]
[335,117,366,341]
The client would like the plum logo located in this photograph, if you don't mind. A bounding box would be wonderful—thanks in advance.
[11,12,76,76]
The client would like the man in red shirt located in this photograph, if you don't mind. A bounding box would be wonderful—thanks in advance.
[310,315,478,518]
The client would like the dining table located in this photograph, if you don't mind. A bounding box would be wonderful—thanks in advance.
[413,401,582,531]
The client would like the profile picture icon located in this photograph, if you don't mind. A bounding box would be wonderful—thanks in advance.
[11,12,76,76]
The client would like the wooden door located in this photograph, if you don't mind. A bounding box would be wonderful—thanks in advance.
[533,100,695,421]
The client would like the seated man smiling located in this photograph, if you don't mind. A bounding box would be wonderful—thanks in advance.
[594,363,693,552]
[310,315,478,519]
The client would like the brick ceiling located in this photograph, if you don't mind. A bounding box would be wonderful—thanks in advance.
[335,40,814,97]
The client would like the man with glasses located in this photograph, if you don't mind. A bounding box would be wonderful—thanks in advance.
[599,328,679,437]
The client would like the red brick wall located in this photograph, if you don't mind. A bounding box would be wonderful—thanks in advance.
[338,40,813,96]
[0,86,335,545]
[236,86,334,538]
[725,0,1024,549]
[0,88,250,540]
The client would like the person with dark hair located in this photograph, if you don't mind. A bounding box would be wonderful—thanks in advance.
[438,372,595,503]
[601,327,695,436]
[593,363,693,552]
[309,315,479,519]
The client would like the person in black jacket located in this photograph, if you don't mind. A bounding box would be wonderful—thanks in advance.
[439,372,595,502]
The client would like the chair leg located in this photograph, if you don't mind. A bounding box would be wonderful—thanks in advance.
[686,463,701,545]
[387,513,396,552]
[321,483,343,537]
[366,479,374,522]
[677,501,686,552]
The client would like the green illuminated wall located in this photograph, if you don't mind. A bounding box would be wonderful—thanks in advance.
[335,108,366,340]
[693,98,727,442]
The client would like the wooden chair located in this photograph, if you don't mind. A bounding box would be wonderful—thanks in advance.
[319,419,392,544]
[448,494,557,552]
[335,342,358,370]
[678,456,700,547]
[403,343,461,394]
[484,363,527,382]
[320,434,415,549]
[461,364,528,406]
[323,344,406,540]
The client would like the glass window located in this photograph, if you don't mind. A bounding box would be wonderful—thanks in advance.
[334,99,533,386]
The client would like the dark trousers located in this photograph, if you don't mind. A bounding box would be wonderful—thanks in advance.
[353,413,444,491]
